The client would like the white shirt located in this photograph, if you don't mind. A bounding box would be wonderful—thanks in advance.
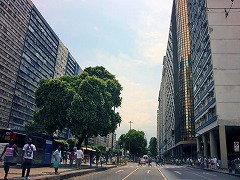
[76,149,83,159]
[53,150,61,162]
[23,144,36,159]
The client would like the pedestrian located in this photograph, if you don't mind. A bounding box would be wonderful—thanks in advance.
[21,137,36,180]
[62,150,67,164]
[75,147,84,169]
[155,156,160,166]
[0,139,18,180]
[148,156,152,167]
[53,146,62,175]
[137,157,141,166]
[100,155,104,167]
[69,150,75,167]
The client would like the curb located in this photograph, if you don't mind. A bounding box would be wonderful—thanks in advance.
[189,166,240,178]
[31,165,117,180]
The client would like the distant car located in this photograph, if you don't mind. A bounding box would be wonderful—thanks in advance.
[139,158,146,165]
[143,155,148,163]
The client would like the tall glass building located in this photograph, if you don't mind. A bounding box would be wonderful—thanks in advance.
[0,0,82,130]
[174,0,195,157]
[158,0,196,158]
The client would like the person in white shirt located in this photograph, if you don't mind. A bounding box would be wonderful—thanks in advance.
[53,146,62,175]
[75,147,84,169]
[21,137,36,180]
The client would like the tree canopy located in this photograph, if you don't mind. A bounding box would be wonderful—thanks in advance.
[34,66,123,144]
[118,129,147,157]
[148,137,157,157]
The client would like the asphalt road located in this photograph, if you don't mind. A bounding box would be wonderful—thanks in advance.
[66,163,240,180]
[160,164,240,180]
[66,162,166,180]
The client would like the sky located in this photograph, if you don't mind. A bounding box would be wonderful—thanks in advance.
[31,0,173,143]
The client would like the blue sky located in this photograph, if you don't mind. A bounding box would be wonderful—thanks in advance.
[32,0,173,142]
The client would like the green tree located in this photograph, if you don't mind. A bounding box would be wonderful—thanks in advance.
[66,138,78,151]
[93,145,106,155]
[148,137,157,157]
[118,129,147,157]
[34,66,123,145]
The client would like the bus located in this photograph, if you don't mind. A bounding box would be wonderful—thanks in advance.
[0,128,62,166]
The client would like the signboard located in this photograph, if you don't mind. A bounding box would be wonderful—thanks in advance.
[234,141,239,152]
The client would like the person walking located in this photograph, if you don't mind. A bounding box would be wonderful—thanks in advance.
[75,147,84,169]
[100,155,104,167]
[62,150,67,164]
[148,156,152,167]
[53,146,62,175]
[21,137,36,180]
[137,157,142,166]
[69,150,75,167]
[0,139,18,180]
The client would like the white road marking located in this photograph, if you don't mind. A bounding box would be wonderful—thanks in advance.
[115,170,124,173]
[174,171,182,175]
[122,168,139,180]
[203,172,217,176]
[156,167,168,180]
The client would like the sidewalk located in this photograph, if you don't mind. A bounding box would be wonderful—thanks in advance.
[191,165,240,178]
[0,163,117,180]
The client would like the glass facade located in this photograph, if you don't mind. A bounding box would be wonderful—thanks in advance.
[175,0,194,142]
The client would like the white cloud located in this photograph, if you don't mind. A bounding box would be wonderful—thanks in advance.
[31,0,173,142]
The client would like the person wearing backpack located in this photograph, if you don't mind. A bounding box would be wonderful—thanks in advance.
[21,137,36,180]
[0,139,18,180]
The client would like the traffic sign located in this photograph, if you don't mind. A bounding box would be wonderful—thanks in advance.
[234,141,239,152]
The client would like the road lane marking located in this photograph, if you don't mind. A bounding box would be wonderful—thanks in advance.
[115,170,124,173]
[188,172,214,180]
[203,172,217,176]
[156,167,167,180]
[122,168,139,180]
[174,171,182,175]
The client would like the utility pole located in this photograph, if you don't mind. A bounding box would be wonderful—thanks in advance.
[128,121,133,160]
[128,121,133,131]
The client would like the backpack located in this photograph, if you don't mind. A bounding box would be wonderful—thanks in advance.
[26,145,33,157]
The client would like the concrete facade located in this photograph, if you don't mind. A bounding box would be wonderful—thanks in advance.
[0,0,82,130]
[188,0,240,168]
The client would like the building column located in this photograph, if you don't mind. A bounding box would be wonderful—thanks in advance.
[210,131,217,158]
[202,134,208,157]
[196,137,201,158]
[219,125,228,168]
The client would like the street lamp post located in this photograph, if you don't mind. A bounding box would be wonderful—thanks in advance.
[128,121,133,159]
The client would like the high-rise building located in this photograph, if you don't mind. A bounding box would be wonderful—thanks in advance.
[0,0,33,128]
[157,57,167,157]
[0,0,82,130]
[188,0,240,168]
[158,0,196,158]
